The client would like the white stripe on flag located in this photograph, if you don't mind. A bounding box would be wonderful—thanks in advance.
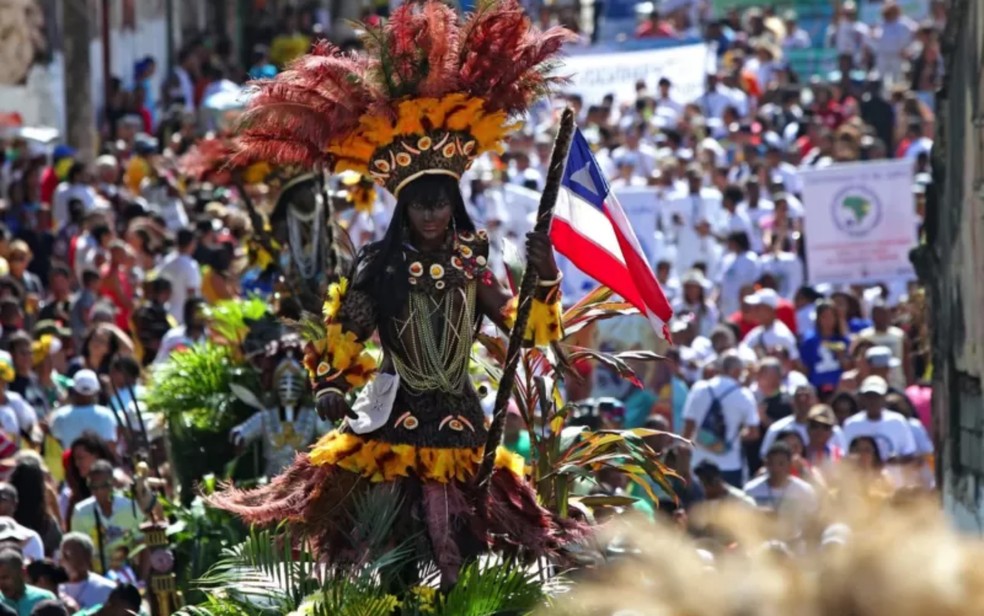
[554,188,625,265]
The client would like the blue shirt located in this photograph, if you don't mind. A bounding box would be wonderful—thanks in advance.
[799,333,850,390]
[670,376,689,434]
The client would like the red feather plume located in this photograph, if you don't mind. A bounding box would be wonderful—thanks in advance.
[179,136,236,183]
[234,0,574,168]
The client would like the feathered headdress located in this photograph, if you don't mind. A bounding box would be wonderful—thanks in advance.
[234,0,574,197]
[179,136,273,186]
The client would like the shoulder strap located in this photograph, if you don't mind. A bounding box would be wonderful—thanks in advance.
[710,382,746,449]
[710,382,741,404]
[92,505,108,574]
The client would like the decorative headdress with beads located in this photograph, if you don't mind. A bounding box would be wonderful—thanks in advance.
[233,0,574,197]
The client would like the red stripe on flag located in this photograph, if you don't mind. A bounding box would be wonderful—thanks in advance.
[607,214,673,325]
[551,218,645,309]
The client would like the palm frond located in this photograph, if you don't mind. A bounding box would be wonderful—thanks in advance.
[193,527,317,611]
[436,560,547,616]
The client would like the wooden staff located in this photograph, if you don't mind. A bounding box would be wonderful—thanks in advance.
[475,107,575,490]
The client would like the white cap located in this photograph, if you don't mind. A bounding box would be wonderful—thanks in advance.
[744,288,779,309]
[858,375,888,396]
[865,345,901,369]
[71,369,101,396]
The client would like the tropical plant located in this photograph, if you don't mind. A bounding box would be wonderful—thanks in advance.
[476,286,679,516]
[177,484,552,616]
[207,296,271,352]
[165,476,250,605]
[147,342,263,503]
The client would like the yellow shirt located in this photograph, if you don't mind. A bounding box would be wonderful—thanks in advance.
[270,33,311,67]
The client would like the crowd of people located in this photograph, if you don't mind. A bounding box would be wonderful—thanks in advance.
[0,0,941,613]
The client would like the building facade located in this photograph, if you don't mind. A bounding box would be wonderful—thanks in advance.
[917,0,984,532]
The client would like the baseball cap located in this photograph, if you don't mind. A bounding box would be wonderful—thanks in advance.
[865,346,902,369]
[808,404,837,426]
[744,288,779,309]
[33,319,71,339]
[858,375,889,396]
[71,369,101,396]
[0,518,30,542]
[52,145,76,161]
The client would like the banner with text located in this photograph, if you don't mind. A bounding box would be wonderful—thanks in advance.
[563,43,711,106]
[800,160,917,286]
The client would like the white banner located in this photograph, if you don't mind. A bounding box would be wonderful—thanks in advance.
[800,160,918,286]
[563,43,711,106]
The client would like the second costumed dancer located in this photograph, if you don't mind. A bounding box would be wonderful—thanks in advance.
[209,0,583,587]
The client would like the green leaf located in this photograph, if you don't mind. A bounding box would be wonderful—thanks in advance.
[573,494,638,507]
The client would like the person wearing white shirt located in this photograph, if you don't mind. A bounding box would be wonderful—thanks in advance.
[741,289,799,360]
[717,184,759,253]
[744,442,818,536]
[760,385,847,459]
[48,370,118,450]
[170,48,197,112]
[674,166,724,274]
[674,270,721,339]
[0,484,43,562]
[59,532,118,609]
[610,124,659,180]
[695,74,733,120]
[154,229,201,326]
[507,152,544,191]
[764,145,803,196]
[0,351,38,446]
[52,164,98,231]
[905,135,933,161]
[825,1,870,63]
[782,12,813,53]
[872,3,916,85]
[843,376,917,460]
[759,247,805,300]
[742,177,774,227]
[682,352,760,487]
[655,260,681,306]
[609,156,648,189]
[715,233,760,317]
[655,77,684,124]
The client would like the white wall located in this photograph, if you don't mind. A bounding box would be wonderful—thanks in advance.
[89,15,170,123]
[0,56,65,134]
[0,6,169,137]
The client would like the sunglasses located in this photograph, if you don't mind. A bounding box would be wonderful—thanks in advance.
[87,481,113,490]
[808,422,833,431]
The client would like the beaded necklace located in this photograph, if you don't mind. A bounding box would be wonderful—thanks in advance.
[391,236,476,393]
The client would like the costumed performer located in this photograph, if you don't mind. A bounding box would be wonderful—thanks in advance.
[208,0,582,587]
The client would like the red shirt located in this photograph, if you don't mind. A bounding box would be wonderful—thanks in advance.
[776,299,798,336]
[40,166,59,206]
[729,310,757,339]
[99,264,134,330]
[635,21,676,38]
[138,107,153,133]
[895,137,913,159]
[817,101,845,130]
[730,301,798,338]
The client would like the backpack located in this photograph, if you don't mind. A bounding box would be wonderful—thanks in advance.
[695,383,741,454]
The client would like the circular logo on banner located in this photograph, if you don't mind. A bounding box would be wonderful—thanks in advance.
[831,185,882,236]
